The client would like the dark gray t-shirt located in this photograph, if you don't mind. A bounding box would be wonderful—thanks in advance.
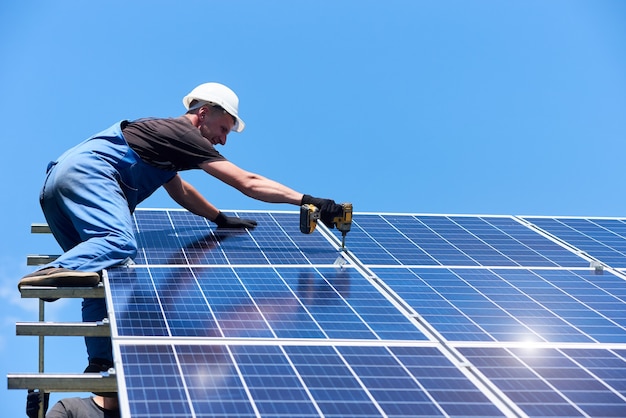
[45,397,120,418]
[122,116,226,171]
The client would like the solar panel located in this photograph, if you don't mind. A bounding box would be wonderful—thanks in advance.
[334,214,589,268]
[523,216,626,268]
[104,209,626,417]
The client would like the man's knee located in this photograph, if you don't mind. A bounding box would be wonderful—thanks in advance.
[115,237,138,261]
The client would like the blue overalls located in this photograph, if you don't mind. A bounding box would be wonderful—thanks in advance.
[39,121,176,363]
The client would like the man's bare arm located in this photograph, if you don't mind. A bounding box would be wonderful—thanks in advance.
[199,160,304,205]
[163,174,220,221]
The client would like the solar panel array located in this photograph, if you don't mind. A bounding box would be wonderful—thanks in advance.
[105,209,626,417]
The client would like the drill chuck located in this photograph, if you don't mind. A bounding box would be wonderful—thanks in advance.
[333,202,353,235]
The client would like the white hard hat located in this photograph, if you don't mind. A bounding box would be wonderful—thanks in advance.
[182,82,245,132]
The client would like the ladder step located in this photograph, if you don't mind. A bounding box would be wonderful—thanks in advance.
[27,255,60,266]
[7,373,117,392]
[31,223,51,234]
[16,321,111,337]
[19,285,105,299]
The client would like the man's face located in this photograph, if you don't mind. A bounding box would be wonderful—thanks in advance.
[200,109,235,146]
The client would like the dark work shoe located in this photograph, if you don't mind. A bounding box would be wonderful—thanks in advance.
[18,267,100,290]
[85,359,117,396]
[84,358,114,373]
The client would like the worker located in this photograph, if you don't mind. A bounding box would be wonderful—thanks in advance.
[17,82,345,372]
[27,390,119,418]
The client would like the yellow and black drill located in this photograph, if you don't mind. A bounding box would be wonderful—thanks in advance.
[300,202,353,249]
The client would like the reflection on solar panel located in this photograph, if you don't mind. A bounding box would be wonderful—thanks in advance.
[106,210,626,417]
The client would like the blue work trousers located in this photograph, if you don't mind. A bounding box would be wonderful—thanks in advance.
[39,121,175,363]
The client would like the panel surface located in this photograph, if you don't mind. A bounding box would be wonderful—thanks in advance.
[523,217,626,268]
[374,267,626,343]
[106,209,626,417]
[120,344,506,418]
[335,214,589,267]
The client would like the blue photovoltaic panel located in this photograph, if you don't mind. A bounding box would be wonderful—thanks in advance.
[105,209,626,417]
[119,344,506,418]
[459,347,626,418]
[524,216,626,268]
[374,267,626,343]
[336,214,589,267]
[133,210,339,266]
[108,266,426,341]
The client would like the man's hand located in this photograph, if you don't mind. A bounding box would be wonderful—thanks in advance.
[26,390,49,418]
[301,194,344,228]
[213,212,258,229]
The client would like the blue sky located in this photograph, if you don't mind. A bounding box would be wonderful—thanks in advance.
[2,1,626,416]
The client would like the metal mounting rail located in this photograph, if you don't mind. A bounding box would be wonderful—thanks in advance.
[30,224,51,234]
[16,321,111,337]
[19,285,105,299]
[27,255,60,266]
[7,221,118,418]
[7,373,117,393]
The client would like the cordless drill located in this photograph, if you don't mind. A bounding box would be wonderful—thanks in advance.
[300,202,353,249]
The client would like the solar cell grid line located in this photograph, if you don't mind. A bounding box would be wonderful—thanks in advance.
[106,209,626,418]
[471,216,591,268]
[133,209,179,265]
[372,267,543,343]
[354,213,494,266]
[119,344,516,418]
[560,348,626,398]
[273,267,428,341]
[352,215,441,266]
[592,218,626,241]
[283,344,508,417]
[204,212,279,266]
[229,345,324,417]
[381,215,479,267]
[333,345,453,417]
[523,216,626,269]
[458,346,588,417]
[134,209,239,266]
[106,265,429,342]
[579,219,626,251]
[586,270,626,299]
[552,217,626,267]
[234,212,308,266]
[134,209,348,267]
[448,215,594,268]
[229,267,329,340]
[118,344,194,417]
[446,216,555,267]
[336,213,586,269]
[415,216,519,267]
[106,267,170,337]
[337,214,419,266]
[459,346,626,418]
[272,267,382,341]
[496,269,626,344]
[373,267,626,344]
[167,209,230,265]
[196,268,276,339]
[267,212,345,265]
[174,344,263,417]
[463,269,620,344]
[387,346,509,417]
[203,210,347,266]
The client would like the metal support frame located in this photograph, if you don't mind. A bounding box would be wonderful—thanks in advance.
[8,223,116,417]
